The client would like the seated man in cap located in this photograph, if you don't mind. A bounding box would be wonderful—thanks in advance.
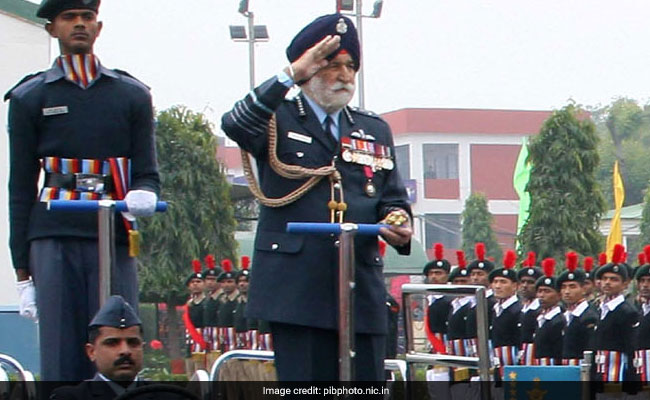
[51,296,198,400]
[6,0,159,382]
[221,13,412,382]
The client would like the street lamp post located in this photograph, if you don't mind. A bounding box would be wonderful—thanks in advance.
[230,0,269,90]
[337,0,383,110]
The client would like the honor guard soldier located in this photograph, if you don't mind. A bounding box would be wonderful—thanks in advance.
[5,0,160,381]
[633,246,650,382]
[518,251,542,365]
[582,256,596,303]
[557,252,598,366]
[234,257,252,350]
[216,259,239,353]
[221,13,412,381]
[466,243,496,357]
[202,254,222,368]
[488,250,521,379]
[424,243,452,354]
[594,244,640,388]
[183,260,207,376]
[592,252,609,308]
[533,258,565,365]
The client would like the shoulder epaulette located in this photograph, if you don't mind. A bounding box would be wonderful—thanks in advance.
[349,106,381,119]
[4,71,45,102]
[112,69,151,90]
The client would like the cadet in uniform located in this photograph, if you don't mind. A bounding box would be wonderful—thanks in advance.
[557,252,598,365]
[216,259,239,353]
[221,13,412,381]
[633,246,650,382]
[517,252,542,365]
[5,0,159,381]
[466,243,496,358]
[533,258,564,365]
[424,243,452,354]
[201,254,222,368]
[488,250,521,379]
[446,251,472,400]
[582,256,596,304]
[183,260,206,376]
[594,244,639,385]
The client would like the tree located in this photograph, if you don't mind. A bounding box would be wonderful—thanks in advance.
[639,189,650,249]
[137,106,238,358]
[518,104,605,261]
[461,192,502,264]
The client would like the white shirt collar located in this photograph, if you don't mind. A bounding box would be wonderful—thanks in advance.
[571,300,590,317]
[602,294,625,313]
[498,294,519,311]
[543,305,562,320]
[427,294,445,305]
[522,298,540,313]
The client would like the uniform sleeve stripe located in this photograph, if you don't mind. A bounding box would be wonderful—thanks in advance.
[250,90,274,115]
[231,103,266,135]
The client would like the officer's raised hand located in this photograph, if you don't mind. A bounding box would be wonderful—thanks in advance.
[284,35,341,84]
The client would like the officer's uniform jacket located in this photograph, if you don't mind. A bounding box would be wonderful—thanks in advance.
[5,61,160,270]
[562,300,598,363]
[533,305,565,365]
[221,76,411,334]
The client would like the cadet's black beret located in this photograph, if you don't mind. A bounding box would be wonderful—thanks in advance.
[423,243,451,275]
[517,267,542,281]
[185,259,204,286]
[595,244,629,281]
[203,254,221,278]
[556,251,586,286]
[449,250,469,282]
[635,246,650,280]
[535,258,558,291]
[218,259,236,282]
[467,243,494,273]
[286,14,360,72]
[89,295,141,329]
[489,250,517,282]
[37,0,100,20]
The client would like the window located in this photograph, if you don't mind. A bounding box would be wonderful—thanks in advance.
[423,144,458,179]
[394,145,410,180]
[424,213,461,249]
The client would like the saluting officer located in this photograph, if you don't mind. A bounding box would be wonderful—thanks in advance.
[533,258,565,366]
[488,250,521,379]
[5,0,159,381]
[517,251,542,366]
[557,252,598,365]
[221,13,412,381]
[633,246,650,382]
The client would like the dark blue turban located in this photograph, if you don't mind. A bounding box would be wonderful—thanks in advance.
[286,14,360,71]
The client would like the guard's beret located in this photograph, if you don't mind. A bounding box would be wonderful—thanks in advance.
[517,267,542,281]
[636,264,650,280]
[467,243,494,273]
[37,0,100,20]
[89,295,141,329]
[423,243,451,275]
[556,269,586,286]
[489,250,517,282]
[595,244,629,281]
[286,14,360,72]
[535,258,558,291]
[218,259,237,282]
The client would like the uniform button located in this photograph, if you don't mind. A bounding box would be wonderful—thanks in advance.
[334,240,340,247]
[271,243,279,250]
[333,155,339,161]
[296,152,304,158]
[374,257,380,263]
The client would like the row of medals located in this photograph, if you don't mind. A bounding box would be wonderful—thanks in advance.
[341,148,394,198]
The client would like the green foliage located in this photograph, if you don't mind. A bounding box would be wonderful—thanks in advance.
[591,98,650,207]
[138,106,238,306]
[461,192,502,264]
[518,104,605,261]
[140,347,187,381]
[640,190,650,248]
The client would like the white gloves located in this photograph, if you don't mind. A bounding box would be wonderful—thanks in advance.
[16,279,38,322]
[124,189,157,217]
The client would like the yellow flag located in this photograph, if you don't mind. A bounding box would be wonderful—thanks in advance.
[606,161,624,260]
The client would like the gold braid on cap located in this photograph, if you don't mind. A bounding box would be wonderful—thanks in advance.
[241,115,345,220]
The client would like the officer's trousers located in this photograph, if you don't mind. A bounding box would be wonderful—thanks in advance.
[270,322,385,381]
[30,238,138,381]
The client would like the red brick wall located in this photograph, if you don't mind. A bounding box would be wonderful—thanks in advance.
[471,144,521,200]
[424,178,460,199]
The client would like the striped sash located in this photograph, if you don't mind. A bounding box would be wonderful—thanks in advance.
[520,342,536,365]
[634,349,650,382]
[40,156,118,201]
[562,359,580,366]
[596,350,627,382]
[236,332,249,349]
[247,330,258,350]
[219,327,236,352]
[494,346,518,377]
[447,339,468,356]
[186,328,204,354]
[56,54,99,89]
[203,327,220,351]
[258,333,273,351]
[536,357,555,366]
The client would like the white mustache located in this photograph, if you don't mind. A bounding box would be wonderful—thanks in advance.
[330,82,355,92]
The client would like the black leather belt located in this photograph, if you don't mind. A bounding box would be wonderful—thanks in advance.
[44,172,114,193]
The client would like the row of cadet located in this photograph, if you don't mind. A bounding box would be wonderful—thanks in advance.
[423,242,650,389]
[182,255,272,377]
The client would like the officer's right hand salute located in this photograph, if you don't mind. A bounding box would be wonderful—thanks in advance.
[284,35,341,83]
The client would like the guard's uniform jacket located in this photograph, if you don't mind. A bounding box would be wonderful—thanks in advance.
[426,294,451,350]
[533,305,565,365]
[465,289,496,356]
[634,301,650,381]
[221,76,411,334]
[6,61,160,271]
[519,298,541,365]
[185,296,206,356]
[595,294,639,382]
[203,291,221,353]
[217,290,240,352]
[562,300,598,365]
[490,295,522,375]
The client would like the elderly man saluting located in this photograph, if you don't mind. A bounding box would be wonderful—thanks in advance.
[222,14,412,382]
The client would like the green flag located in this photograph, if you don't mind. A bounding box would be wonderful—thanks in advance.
[513,137,531,248]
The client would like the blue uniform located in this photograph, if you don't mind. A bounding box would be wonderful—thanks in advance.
[5,60,159,381]
[221,76,411,380]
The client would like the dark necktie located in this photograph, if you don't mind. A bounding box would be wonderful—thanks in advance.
[324,115,337,140]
